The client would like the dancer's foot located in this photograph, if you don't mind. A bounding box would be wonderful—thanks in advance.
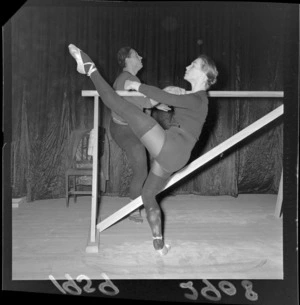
[68,44,97,76]
[157,244,171,256]
[153,236,164,249]
[153,236,170,255]
[128,209,143,224]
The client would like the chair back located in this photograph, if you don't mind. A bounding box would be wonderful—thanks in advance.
[75,131,92,169]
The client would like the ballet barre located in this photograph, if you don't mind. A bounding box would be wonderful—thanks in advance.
[82,89,284,253]
[82,90,284,98]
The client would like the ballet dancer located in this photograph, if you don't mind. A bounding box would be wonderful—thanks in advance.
[110,46,170,223]
[68,44,218,255]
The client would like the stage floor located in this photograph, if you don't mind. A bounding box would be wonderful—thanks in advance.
[12,194,283,280]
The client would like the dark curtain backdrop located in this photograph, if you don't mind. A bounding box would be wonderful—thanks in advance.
[11,2,286,201]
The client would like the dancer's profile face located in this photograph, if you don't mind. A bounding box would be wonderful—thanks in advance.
[126,49,143,71]
[184,58,207,84]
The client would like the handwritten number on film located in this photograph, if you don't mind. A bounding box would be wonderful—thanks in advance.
[242,280,258,301]
[49,273,119,296]
[50,273,257,301]
[180,279,257,302]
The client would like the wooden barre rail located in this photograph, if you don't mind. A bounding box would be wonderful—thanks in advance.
[82,90,284,98]
[96,104,284,232]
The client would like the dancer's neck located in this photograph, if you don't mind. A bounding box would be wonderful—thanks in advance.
[190,81,206,93]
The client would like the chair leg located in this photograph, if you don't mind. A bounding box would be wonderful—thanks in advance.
[66,174,69,207]
[74,175,77,203]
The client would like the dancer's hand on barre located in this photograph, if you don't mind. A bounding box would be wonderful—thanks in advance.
[124,80,141,91]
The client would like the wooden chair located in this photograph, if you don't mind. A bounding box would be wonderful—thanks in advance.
[66,128,105,207]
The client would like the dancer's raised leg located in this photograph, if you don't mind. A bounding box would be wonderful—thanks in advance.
[69,44,167,159]
[69,45,157,137]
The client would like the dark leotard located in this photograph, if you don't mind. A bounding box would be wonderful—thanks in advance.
[139,84,208,172]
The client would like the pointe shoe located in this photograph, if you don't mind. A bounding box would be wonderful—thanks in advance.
[68,44,97,76]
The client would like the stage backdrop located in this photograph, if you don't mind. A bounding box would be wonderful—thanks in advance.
[10,2,286,201]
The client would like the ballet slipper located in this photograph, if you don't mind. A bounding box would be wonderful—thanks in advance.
[153,236,171,256]
[68,44,97,76]
[157,244,171,256]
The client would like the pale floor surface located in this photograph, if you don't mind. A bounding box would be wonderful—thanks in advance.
[12,194,283,280]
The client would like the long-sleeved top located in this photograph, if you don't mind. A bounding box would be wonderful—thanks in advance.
[112,71,152,125]
[139,84,208,141]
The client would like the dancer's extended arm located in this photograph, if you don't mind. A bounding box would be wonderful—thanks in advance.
[115,72,171,111]
[125,81,198,109]
[114,72,154,109]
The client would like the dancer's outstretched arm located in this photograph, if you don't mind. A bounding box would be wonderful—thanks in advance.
[113,71,153,108]
[114,73,171,111]
[125,80,199,109]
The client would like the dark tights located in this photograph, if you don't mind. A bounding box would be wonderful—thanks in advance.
[142,171,170,249]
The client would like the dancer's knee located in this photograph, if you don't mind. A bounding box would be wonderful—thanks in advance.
[146,206,160,222]
[151,160,171,179]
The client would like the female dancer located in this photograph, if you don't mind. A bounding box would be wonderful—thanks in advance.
[68,44,218,255]
[110,47,170,223]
